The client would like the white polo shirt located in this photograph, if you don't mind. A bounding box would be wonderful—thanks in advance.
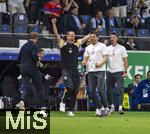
[84,42,108,72]
[107,44,128,73]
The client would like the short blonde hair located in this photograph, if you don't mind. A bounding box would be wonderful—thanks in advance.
[29,32,39,39]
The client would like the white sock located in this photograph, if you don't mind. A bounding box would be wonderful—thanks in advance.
[101,106,105,111]
[119,105,122,110]
[106,107,109,110]
[111,104,115,108]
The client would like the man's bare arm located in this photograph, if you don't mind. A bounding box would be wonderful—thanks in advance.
[122,57,128,77]
[82,56,89,66]
[123,57,128,73]
[51,18,62,43]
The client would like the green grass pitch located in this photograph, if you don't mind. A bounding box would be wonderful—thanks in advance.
[50,111,150,134]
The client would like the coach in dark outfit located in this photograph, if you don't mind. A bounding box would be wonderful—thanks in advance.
[18,32,45,109]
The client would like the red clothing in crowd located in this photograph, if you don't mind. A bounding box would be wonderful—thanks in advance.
[44,1,62,17]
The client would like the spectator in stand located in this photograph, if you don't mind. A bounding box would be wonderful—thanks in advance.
[38,0,49,25]
[62,0,79,14]
[60,0,79,33]
[127,0,140,15]
[0,0,7,13]
[123,34,139,50]
[126,13,142,28]
[43,0,62,18]
[8,0,26,15]
[142,0,150,18]
[91,10,106,29]
[25,0,40,24]
[96,0,111,16]
[42,0,62,32]
[128,0,146,16]
[126,0,145,28]
[136,70,150,110]
[105,9,119,30]
[67,7,87,35]
[78,0,96,16]
[128,0,148,18]
[111,0,127,17]
[127,74,142,111]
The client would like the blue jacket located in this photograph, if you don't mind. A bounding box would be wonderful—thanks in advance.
[18,40,39,74]
[67,14,84,34]
[135,79,150,104]
[105,16,119,29]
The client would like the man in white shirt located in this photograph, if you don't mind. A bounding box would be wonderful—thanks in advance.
[107,33,128,114]
[82,31,109,117]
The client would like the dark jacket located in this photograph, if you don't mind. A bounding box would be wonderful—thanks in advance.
[123,42,139,50]
[112,0,127,6]
[67,14,84,34]
[18,40,39,74]
[105,16,119,29]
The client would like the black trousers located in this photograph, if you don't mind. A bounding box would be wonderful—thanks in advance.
[88,71,108,109]
[62,69,80,111]
[107,71,124,106]
[21,70,45,109]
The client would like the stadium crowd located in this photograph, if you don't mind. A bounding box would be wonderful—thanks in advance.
[0,0,150,37]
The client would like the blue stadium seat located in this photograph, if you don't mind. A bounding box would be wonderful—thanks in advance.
[137,29,149,37]
[109,28,122,36]
[80,15,91,23]
[99,28,107,36]
[13,25,28,33]
[123,28,136,36]
[29,25,42,34]
[0,24,11,33]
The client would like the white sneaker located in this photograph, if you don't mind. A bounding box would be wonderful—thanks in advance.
[40,110,47,117]
[103,108,110,116]
[95,108,103,117]
[118,107,124,114]
[96,108,100,116]
[59,102,66,112]
[67,111,75,117]
[110,106,115,114]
